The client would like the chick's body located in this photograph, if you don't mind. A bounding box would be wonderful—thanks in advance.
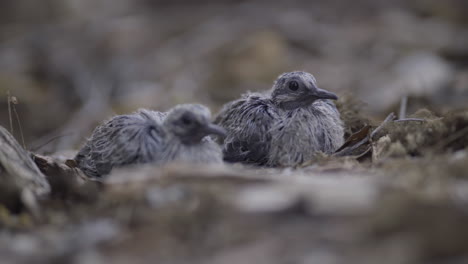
[215,71,344,166]
[75,104,225,178]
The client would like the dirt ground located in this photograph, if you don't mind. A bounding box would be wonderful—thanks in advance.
[0,1,468,263]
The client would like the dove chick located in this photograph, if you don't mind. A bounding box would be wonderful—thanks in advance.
[215,71,344,166]
[75,104,226,178]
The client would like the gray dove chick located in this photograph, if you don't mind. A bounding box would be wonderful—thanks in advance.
[215,71,344,166]
[75,104,226,178]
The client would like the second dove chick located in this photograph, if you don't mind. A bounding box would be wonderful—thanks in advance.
[75,104,226,178]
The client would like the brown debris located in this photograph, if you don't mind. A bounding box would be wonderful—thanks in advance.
[334,112,396,157]
[32,154,100,202]
[373,109,468,157]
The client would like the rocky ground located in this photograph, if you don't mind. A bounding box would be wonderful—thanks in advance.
[0,0,468,263]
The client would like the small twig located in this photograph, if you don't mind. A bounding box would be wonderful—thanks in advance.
[394,118,425,123]
[334,134,370,157]
[7,91,13,135]
[399,95,408,120]
[11,97,26,149]
[355,146,372,159]
[31,132,76,152]
[334,125,371,153]
[370,112,396,140]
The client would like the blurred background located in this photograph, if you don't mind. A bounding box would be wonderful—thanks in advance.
[0,0,467,152]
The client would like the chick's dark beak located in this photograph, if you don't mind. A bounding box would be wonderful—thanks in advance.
[311,87,338,100]
[204,123,227,138]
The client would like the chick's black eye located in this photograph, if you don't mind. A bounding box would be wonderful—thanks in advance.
[181,115,193,125]
[288,81,299,91]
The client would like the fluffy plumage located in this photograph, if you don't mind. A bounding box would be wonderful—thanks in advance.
[215,71,344,166]
[75,104,225,178]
